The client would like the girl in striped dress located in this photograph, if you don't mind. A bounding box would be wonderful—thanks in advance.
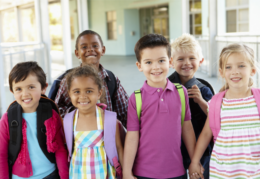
[65,66,124,179]
[189,43,260,179]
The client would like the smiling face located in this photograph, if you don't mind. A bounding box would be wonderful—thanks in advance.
[75,34,105,70]
[12,74,47,113]
[136,46,172,89]
[172,50,204,84]
[69,76,102,114]
[219,53,256,91]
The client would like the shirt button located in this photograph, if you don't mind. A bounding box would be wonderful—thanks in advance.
[157,89,160,92]
[161,99,163,101]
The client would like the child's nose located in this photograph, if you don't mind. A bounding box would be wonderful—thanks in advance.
[184,59,191,65]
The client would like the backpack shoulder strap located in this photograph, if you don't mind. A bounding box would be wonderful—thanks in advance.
[63,109,76,161]
[252,88,260,114]
[134,90,142,122]
[7,102,23,178]
[105,70,117,104]
[209,91,226,143]
[173,83,185,126]
[104,110,122,178]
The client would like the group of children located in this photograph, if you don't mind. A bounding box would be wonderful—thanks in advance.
[0,29,259,179]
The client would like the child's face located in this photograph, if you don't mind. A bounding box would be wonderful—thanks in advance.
[136,46,172,88]
[12,74,47,113]
[75,34,105,70]
[219,53,256,90]
[172,50,203,82]
[69,76,102,113]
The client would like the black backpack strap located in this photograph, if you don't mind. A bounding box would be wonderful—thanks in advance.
[48,68,74,101]
[8,102,23,179]
[105,69,117,108]
[37,98,57,163]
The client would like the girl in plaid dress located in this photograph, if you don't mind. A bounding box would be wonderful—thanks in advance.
[65,66,124,179]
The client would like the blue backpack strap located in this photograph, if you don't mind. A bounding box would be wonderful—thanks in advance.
[104,110,122,178]
[63,109,76,161]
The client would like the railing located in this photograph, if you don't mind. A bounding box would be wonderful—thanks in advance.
[196,35,260,87]
[0,42,51,116]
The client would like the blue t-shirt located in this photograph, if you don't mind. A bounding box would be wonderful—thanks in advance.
[13,112,55,179]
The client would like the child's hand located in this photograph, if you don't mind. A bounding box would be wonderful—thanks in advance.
[188,85,203,104]
[189,161,204,179]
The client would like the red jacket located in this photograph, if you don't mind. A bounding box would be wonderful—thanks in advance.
[0,109,69,179]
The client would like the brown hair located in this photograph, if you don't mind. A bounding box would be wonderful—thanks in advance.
[9,61,47,92]
[219,43,258,92]
[134,34,171,62]
[66,65,103,92]
[75,30,103,50]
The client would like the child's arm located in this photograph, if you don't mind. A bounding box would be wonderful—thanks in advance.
[189,117,213,179]
[182,120,196,160]
[123,131,139,179]
[0,113,10,179]
[53,111,69,179]
[188,85,208,114]
[115,121,124,169]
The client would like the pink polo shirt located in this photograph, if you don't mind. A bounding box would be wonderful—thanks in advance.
[127,79,191,178]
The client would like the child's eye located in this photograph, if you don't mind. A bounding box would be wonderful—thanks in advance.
[178,58,183,61]
[82,46,87,49]
[15,88,21,92]
[74,91,80,94]
[159,59,165,63]
[145,61,151,64]
[86,90,92,94]
[93,45,98,48]
[225,66,231,69]
[239,65,245,68]
[29,86,35,89]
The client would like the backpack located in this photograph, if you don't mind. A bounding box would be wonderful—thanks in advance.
[48,68,117,108]
[7,95,61,179]
[209,88,260,143]
[63,109,123,178]
[134,83,186,126]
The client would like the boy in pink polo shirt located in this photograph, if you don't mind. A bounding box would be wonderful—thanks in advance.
[123,34,197,179]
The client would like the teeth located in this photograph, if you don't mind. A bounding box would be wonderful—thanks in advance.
[153,72,161,75]
[80,102,89,104]
[23,99,31,102]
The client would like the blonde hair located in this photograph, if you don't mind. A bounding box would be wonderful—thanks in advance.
[219,43,258,92]
[171,33,203,59]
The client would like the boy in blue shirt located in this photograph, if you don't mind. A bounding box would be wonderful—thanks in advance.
[168,33,214,179]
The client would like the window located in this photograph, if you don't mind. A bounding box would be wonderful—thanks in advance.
[226,0,249,32]
[20,6,36,41]
[1,9,18,42]
[189,0,202,35]
[106,11,117,40]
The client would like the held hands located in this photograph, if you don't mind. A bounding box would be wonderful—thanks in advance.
[188,85,203,104]
[188,161,205,179]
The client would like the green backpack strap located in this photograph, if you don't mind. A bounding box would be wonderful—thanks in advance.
[134,90,142,122]
[173,83,185,126]
[134,84,185,126]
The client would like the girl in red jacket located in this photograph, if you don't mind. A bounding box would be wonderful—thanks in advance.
[0,61,69,179]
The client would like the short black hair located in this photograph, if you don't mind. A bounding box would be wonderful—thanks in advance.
[134,34,171,62]
[9,61,47,92]
[75,30,103,50]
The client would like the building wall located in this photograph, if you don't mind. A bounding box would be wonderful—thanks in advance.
[88,0,185,55]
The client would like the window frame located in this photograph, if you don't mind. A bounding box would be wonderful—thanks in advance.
[226,0,249,33]
[106,11,117,40]
[189,0,202,35]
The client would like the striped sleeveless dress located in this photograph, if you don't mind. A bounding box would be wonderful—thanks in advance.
[210,96,260,179]
[69,107,116,179]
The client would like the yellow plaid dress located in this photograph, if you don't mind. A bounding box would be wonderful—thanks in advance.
[69,106,116,179]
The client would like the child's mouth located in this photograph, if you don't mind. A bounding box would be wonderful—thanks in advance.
[152,72,162,76]
[231,77,241,82]
[79,102,89,105]
[23,99,32,103]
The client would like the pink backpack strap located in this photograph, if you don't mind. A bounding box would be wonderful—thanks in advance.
[63,109,76,162]
[209,90,226,143]
[252,88,260,114]
[104,110,122,178]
